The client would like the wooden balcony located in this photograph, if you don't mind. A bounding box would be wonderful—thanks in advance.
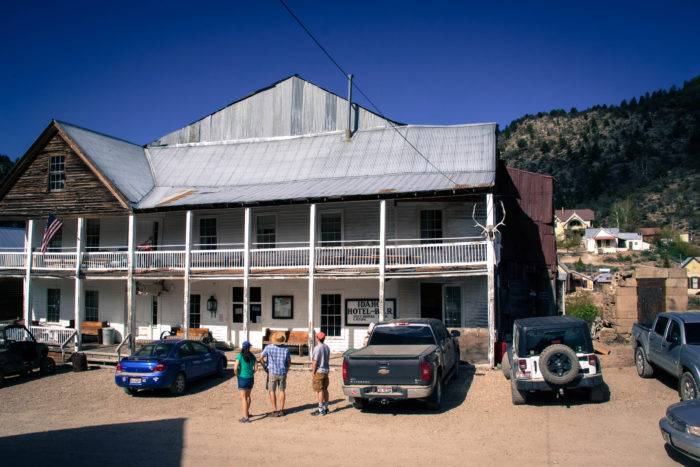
[0,238,488,276]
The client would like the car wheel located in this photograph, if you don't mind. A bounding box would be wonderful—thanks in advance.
[169,372,187,396]
[539,344,580,385]
[511,380,527,405]
[216,357,227,378]
[501,354,511,380]
[635,347,654,378]
[40,357,56,375]
[588,385,607,403]
[680,372,698,401]
[123,387,138,396]
[426,376,443,410]
[350,397,367,410]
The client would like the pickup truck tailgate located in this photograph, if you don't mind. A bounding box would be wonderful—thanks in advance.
[346,345,436,385]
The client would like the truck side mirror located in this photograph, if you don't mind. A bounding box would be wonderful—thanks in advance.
[450,330,461,338]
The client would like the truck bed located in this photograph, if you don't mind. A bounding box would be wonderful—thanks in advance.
[345,344,437,386]
[348,345,436,359]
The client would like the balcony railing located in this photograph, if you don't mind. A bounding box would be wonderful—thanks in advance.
[0,237,488,274]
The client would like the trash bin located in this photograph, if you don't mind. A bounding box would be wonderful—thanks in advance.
[102,327,116,345]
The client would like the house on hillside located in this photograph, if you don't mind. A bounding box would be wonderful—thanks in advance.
[0,75,556,366]
[638,227,662,244]
[682,257,700,294]
[583,227,650,254]
[557,262,593,293]
[554,208,595,240]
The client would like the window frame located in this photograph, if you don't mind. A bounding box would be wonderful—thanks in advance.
[443,285,462,328]
[232,286,262,324]
[47,288,61,323]
[198,217,218,250]
[255,213,277,249]
[419,209,443,244]
[318,210,344,246]
[48,154,66,191]
[320,293,342,337]
[189,294,201,328]
[85,219,100,251]
[84,290,99,322]
[151,296,158,326]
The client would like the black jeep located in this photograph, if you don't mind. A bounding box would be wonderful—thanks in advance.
[0,323,56,385]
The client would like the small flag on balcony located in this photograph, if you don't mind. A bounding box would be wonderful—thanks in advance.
[40,214,62,253]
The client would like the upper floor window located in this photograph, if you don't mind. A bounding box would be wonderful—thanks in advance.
[320,212,342,246]
[86,219,100,251]
[420,210,443,243]
[199,218,217,250]
[48,155,65,191]
[256,215,276,248]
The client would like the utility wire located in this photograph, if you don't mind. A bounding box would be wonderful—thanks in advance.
[279,0,458,187]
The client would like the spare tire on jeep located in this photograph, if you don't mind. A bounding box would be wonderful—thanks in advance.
[539,344,580,385]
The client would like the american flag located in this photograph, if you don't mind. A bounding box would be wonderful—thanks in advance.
[40,214,62,253]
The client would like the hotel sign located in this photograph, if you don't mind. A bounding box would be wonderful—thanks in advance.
[345,298,396,326]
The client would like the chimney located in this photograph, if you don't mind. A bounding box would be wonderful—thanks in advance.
[345,73,353,140]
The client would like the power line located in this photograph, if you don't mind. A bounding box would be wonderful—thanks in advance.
[278,0,457,187]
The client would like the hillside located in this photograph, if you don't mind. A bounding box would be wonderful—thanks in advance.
[499,77,700,232]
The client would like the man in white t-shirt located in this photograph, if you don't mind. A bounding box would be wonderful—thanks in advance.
[310,331,330,416]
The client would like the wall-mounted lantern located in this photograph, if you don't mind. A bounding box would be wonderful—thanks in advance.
[207,295,218,317]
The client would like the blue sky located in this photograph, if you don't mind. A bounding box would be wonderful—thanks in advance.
[2,0,699,159]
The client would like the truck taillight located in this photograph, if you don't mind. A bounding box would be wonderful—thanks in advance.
[420,360,433,383]
[515,359,531,380]
[154,363,166,372]
[116,363,122,372]
[518,359,527,371]
[588,354,597,370]
[342,358,349,383]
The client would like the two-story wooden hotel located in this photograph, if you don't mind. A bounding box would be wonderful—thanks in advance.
[0,76,556,365]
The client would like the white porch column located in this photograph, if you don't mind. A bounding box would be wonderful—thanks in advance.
[126,214,136,353]
[242,207,251,342]
[308,203,316,357]
[486,193,497,367]
[23,219,34,326]
[183,210,193,339]
[378,200,386,322]
[74,217,85,351]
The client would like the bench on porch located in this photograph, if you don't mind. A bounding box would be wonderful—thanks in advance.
[175,327,211,341]
[80,321,105,344]
[262,328,309,356]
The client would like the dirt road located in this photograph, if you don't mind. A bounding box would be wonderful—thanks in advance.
[0,347,689,466]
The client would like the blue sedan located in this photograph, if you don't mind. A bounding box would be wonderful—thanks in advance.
[115,340,227,396]
[660,400,700,462]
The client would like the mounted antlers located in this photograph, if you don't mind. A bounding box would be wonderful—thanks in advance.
[472,200,506,240]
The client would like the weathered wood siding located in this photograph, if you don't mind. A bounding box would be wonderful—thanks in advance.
[152,76,392,145]
[0,134,129,218]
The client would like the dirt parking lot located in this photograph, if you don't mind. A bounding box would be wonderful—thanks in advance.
[0,345,692,466]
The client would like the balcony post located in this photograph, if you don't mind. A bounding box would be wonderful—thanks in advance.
[183,210,193,339]
[378,200,386,322]
[74,217,85,351]
[126,214,136,353]
[243,207,251,341]
[307,203,316,357]
[23,219,34,326]
[486,193,496,367]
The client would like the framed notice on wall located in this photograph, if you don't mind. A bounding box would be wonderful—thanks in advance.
[272,296,294,319]
[345,298,396,326]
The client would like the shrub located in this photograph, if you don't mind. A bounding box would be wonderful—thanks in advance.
[566,293,600,324]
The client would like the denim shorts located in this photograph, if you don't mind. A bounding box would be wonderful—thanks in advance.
[238,376,254,390]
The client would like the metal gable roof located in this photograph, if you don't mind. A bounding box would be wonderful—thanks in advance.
[56,121,154,204]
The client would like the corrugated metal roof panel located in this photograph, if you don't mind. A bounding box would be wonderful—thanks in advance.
[56,121,154,204]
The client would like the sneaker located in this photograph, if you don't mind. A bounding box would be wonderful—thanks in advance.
[310,409,323,416]
[239,417,250,424]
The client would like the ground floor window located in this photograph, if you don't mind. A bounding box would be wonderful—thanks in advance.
[47,288,61,322]
[84,290,99,322]
[189,294,201,328]
[321,294,341,337]
[232,287,261,323]
[690,277,699,289]
[444,286,462,327]
[151,296,158,325]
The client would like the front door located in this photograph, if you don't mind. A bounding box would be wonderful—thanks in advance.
[420,283,443,320]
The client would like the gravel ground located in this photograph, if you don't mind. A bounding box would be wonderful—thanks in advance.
[0,344,691,467]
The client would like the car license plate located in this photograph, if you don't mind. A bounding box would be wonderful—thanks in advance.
[130,378,143,384]
[377,386,392,394]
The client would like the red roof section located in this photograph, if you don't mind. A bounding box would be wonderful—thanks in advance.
[555,208,595,222]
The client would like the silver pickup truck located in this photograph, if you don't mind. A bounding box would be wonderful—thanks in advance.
[633,311,700,401]
[341,318,460,410]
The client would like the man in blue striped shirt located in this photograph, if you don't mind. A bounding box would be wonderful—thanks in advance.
[260,333,291,417]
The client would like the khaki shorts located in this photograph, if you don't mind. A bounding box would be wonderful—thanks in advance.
[312,372,329,392]
[267,373,287,391]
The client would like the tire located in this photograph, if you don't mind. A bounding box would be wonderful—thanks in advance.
[635,346,654,378]
[588,385,606,403]
[539,344,580,386]
[0,370,4,387]
[216,357,227,377]
[426,375,443,410]
[511,380,527,405]
[351,397,367,410]
[40,356,56,375]
[169,372,187,396]
[501,354,511,380]
[680,372,698,401]
[123,387,137,396]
